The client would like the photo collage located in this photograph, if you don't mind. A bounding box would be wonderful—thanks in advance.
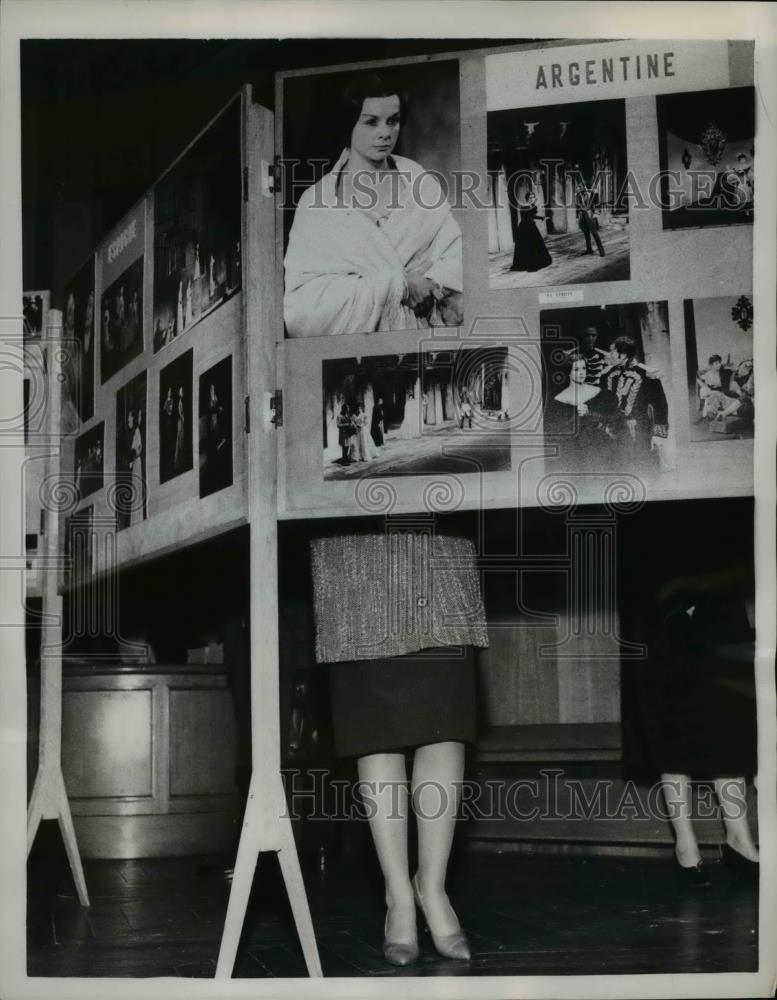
[279,44,754,505]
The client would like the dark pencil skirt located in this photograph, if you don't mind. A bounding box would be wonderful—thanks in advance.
[327,646,478,759]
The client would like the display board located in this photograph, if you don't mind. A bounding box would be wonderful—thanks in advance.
[276,39,755,519]
[23,290,51,597]
[57,92,250,584]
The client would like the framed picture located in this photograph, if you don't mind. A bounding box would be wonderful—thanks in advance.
[73,421,104,501]
[322,347,512,480]
[115,371,148,530]
[486,98,630,290]
[198,355,233,498]
[22,289,49,339]
[100,255,144,383]
[62,257,95,427]
[656,86,754,230]
[159,349,193,484]
[281,59,463,338]
[152,98,242,353]
[64,504,94,589]
[684,294,754,442]
[540,300,674,479]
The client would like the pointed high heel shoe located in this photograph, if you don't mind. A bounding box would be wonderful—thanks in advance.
[412,875,471,961]
[382,909,419,967]
[672,853,711,888]
[720,843,759,886]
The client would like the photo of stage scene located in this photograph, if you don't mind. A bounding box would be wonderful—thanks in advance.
[282,61,463,338]
[541,301,673,477]
[153,100,242,353]
[159,349,193,484]
[64,504,93,589]
[487,99,629,289]
[61,256,95,429]
[199,355,233,498]
[23,291,46,338]
[73,422,104,501]
[657,87,754,230]
[322,347,512,480]
[100,255,144,383]
[115,371,148,530]
[685,294,753,443]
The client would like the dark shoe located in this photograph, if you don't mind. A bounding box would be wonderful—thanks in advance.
[721,843,759,885]
[382,909,419,967]
[672,854,711,887]
[412,874,471,961]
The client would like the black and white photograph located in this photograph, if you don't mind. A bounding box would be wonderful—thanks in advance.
[73,421,104,500]
[152,99,242,353]
[487,99,630,289]
[656,86,755,230]
[159,349,193,483]
[115,371,148,530]
[61,256,95,429]
[22,290,47,338]
[100,255,144,383]
[199,355,233,497]
[8,21,774,1000]
[541,301,673,477]
[282,60,464,337]
[685,294,754,442]
[323,347,512,480]
[64,504,94,589]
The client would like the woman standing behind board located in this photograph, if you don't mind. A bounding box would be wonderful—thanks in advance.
[283,73,463,337]
[630,565,759,886]
[309,530,488,965]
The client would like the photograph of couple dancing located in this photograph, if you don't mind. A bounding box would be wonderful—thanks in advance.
[487,98,630,289]
[323,349,512,480]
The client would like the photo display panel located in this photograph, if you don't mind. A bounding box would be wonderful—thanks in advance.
[277,40,755,518]
[57,94,250,584]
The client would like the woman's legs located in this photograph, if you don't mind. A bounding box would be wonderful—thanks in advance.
[661,772,701,866]
[357,752,416,944]
[713,776,759,861]
[411,740,466,934]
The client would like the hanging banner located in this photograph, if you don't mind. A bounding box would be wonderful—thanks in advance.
[486,39,731,110]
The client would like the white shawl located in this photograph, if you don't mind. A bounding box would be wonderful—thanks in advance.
[284,152,462,338]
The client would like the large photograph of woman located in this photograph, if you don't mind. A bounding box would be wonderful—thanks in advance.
[282,61,463,338]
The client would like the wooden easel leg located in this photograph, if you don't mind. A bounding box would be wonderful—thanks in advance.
[26,766,90,906]
[26,771,45,856]
[276,802,323,977]
[215,777,263,978]
[55,771,90,907]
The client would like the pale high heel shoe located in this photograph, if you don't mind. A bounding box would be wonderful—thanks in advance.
[412,874,471,961]
[382,907,419,967]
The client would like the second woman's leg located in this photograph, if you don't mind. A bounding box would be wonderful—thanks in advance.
[357,752,416,944]
[411,740,466,935]
[713,776,759,861]
[661,772,701,866]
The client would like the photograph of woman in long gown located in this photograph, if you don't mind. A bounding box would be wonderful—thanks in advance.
[510,189,551,273]
[282,63,463,337]
[159,349,193,483]
[115,371,147,530]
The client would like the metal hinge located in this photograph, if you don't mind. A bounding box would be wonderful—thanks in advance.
[243,166,249,202]
[261,157,281,198]
[270,389,283,428]
[244,395,251,433]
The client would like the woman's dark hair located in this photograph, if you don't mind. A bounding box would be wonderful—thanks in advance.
[709,353,723,365]
[612,335,638,360]
[338,72,409,146]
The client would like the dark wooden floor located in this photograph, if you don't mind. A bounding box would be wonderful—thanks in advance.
[27,846,758,978]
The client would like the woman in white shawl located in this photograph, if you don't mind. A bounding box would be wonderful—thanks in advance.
[284,74,463,338]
